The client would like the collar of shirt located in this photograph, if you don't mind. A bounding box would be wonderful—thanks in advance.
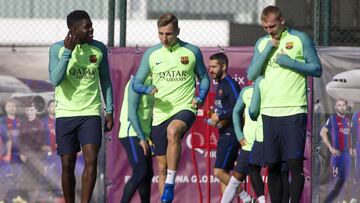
[218,74,229,85]
[161,39,181,52]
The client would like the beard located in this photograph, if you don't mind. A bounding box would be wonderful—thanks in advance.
[212,71,223,81]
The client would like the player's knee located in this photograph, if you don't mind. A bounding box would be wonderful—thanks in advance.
[167,125,179,136]
[140,162,153,180]
[214,168,224,178]
[61,155,76,171]
[62,162,75,172]
[84,156,98,167]
[167,127,181,144]
[233,172,245,182]
[134,166,148,181]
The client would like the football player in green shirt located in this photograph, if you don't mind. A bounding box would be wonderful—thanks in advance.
[48,10,114,203]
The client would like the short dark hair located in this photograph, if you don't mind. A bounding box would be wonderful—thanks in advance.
[47,99,55,107]
[157,13,178,30]
[67,10,90,29]
[209,53,228,69]
[261,5,283,21]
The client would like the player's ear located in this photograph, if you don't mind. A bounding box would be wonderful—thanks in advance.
[280,17,285,25]
[222,64,227,72]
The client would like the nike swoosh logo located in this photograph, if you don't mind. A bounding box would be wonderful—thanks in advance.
[155,62,163,65]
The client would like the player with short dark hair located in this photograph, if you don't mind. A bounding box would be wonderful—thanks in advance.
[207,53,251,202]
[48,10,114,203]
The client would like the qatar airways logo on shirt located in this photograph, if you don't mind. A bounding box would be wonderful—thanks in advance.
[69,68,96,79]
[338,127,350,134]
[158,70,187,82]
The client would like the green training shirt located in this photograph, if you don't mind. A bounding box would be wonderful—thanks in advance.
[241,87,257,151]
[233,86,260,151]
[249,29,321,116]
[49,40,114,118]
[132,40,210,125]
[257,30,306,111]
[118,78,153,139]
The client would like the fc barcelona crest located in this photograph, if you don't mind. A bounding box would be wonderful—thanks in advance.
[285,42,294,49]
[180,56,189,64]
[89,55,97,63]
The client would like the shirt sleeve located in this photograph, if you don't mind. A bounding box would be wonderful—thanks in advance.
[249,76,263,120]
[193,47,210,102]
[98,43,114,113]
[324,118,332,130]
[247,38,275,80]
[232,88,246,141]
[132,49,153,94]
[276,31,322,77]
[48,42,72,86]
[127,80,146,140]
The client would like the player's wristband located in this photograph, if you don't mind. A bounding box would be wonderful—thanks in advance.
[145,85,156,94]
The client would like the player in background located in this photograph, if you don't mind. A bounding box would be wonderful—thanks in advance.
[221,78,265,203]
[206,53,251,202]
[118,77,154,203]
[0,99,21,163]
[320,99,353,203]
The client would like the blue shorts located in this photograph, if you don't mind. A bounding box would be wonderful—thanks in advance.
[119,136,153,173]
[152,110,196,156]
[249,141,265,167]
[262,113,307,163]
[56,116,102,155]
[330,151,350,179]
[214,132,240,170]
[234,149,251,174]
